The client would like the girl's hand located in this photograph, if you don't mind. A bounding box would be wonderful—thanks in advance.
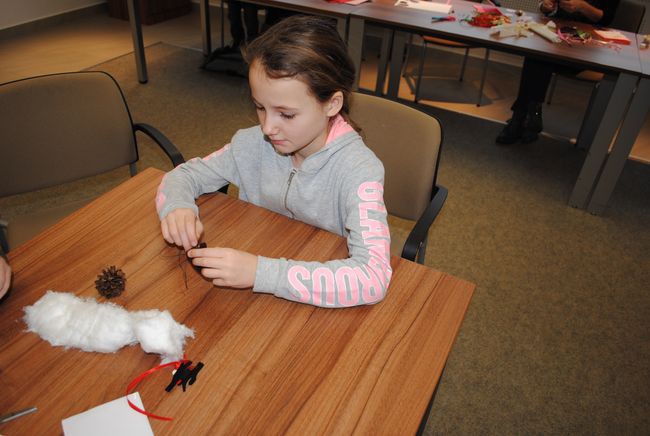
[188,247,258,288]
[0,257,11,299]
[161,208,204,251]
[540,0,557,13]
[558,0,583,14]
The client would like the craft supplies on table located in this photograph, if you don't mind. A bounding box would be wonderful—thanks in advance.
[593,29,631,45]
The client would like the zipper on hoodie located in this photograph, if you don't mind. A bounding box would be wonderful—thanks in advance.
[284,169,297,218]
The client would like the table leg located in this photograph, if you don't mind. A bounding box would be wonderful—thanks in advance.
[386,30,408,99]
[568,72,636,209]
[375,28,394,96]
[586,77,649,215]
[575,74,615,150]
[348,17,365,91]
[336,17,347,43]
[127,0,148,84]
[200,0,212,56]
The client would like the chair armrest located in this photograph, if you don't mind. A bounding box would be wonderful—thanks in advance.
[401,185,448,263]
[0,219,8,254]
[133,123,185,167]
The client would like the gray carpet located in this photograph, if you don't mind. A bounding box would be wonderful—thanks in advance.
[2,43,649,434]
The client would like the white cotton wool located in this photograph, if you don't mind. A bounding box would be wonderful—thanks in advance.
[23,291,136,353]
[131,309,194,361]
[23,291,194,362]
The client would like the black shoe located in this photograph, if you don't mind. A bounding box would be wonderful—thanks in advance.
[520,129,538,143]
[203,44,242,64]
[496,112,525,144]
[526,102,543,131]
[520,102,543,144]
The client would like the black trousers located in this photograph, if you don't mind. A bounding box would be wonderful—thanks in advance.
[227,0,259,45]
[512,57,582,111]
[263,7,295,29]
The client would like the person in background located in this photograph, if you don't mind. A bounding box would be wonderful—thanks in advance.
[496,0,619,144]
[156,15,391,308]
[212,3,293,56]
[214,0,260,56]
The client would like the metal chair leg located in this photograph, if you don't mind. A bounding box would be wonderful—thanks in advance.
[402,34,414,78]
[459,47,470,82]
[414,39,427,103]
[219,0,225,48]
[546,73,558,104]
[477,48,490,107]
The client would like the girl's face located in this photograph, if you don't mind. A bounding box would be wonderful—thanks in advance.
[249,60,342,167]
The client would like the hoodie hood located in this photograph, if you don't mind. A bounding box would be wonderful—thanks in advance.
[293,114,361,174]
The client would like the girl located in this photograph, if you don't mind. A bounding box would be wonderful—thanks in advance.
[156,15,391,308]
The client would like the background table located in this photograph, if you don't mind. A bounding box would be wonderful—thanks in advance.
[200,0,364,85]
[586,37,650,214]
[0,168,474,434]
[348,0,642,211]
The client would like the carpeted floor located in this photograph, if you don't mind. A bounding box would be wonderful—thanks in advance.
[2,43,649,434]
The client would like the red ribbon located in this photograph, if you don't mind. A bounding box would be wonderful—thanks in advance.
[126,358,189,421]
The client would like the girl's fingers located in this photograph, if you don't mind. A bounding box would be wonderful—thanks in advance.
[161,220,172,244]
[196,219,204,243]
[188,247,224,259]
[165,215,183,247]
[212,278,227,287]
[161,209,200,249]
[188,248,255,288]
[201,267,224,280]
[182,213,196,250]
[173,221,184,247]
[191,255,222,270]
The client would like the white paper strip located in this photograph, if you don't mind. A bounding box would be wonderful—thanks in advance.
[396,0,453,14]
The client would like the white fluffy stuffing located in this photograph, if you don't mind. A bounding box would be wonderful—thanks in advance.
[24,291,194,362]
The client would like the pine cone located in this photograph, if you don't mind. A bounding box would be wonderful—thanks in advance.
[95,265,126,298]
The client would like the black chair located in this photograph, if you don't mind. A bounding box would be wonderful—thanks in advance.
[404,0,491,106]
[0,71,185,251]
[408,35,491,106]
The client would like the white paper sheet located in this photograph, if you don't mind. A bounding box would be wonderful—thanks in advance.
[62,392,154,436]
[396,0,453,14]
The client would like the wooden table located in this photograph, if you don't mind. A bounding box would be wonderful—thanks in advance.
[0,167,474,434]
[348,0,642,212]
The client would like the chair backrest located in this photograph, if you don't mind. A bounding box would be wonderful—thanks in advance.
[0,71,138,197]
[349,92,442,222]
[610,0,646,33]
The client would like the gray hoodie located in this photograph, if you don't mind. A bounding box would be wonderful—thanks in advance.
[156,116,391,308]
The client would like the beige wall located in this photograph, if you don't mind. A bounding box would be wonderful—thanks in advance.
[0,0,106,30]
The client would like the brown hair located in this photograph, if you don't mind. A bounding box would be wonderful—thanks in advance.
[242,15,358,130]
